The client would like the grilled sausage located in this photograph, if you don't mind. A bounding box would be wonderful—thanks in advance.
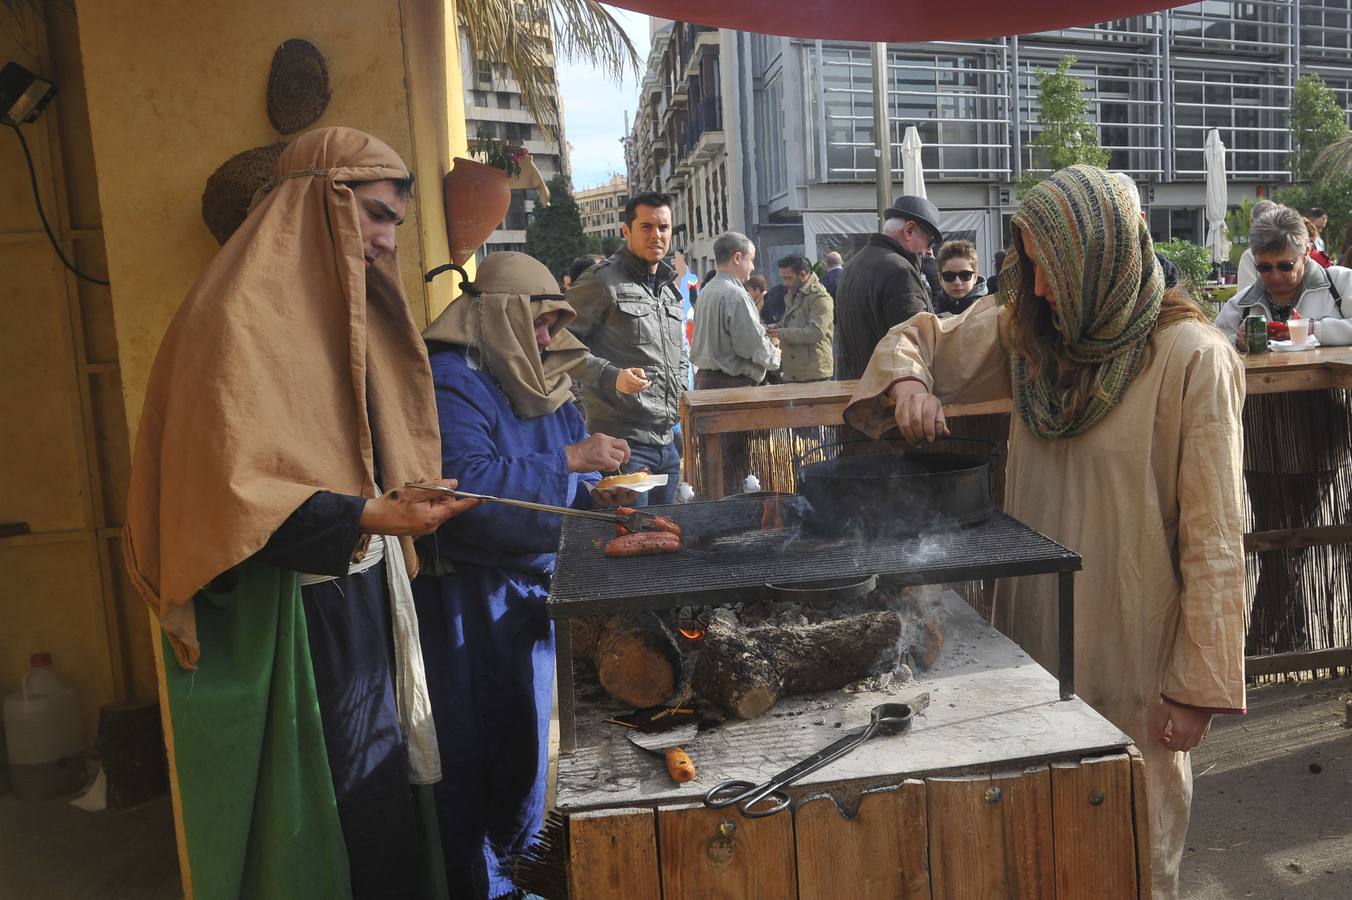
[615,507,682,538]
[604,531,682,558]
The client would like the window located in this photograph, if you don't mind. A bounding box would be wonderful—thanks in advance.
[756,75,788,199]
[1172,68,1288,178]
[817,43,1010,181]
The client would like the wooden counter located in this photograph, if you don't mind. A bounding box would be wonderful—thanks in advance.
[682,347,1352,499]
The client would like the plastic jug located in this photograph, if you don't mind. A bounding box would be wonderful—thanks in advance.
[3,652,85,801]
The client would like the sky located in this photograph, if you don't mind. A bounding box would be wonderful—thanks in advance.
[557,8,652,191]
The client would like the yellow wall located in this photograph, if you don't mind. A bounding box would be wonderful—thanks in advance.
[77,0,470,439]
[1,2,144,744]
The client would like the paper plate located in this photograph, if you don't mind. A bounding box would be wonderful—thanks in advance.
[584,474,669,495]
[1269,336,1319,352]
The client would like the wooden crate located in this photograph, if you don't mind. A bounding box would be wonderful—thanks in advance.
[565,750,1150,899]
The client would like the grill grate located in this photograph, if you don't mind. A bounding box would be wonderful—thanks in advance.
[549,497,1081,618]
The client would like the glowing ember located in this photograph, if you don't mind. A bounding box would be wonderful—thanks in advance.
[677,626,706,641]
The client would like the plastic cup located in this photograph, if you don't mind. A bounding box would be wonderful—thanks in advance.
[1288,319,1309,345]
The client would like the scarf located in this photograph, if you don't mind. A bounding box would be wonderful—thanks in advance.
[123,127,443,668]
[1001,164,1167,439]
[422,252,588,418]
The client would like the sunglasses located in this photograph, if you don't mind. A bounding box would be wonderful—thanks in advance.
[941,270,976,283]
[1255,261,1299,274]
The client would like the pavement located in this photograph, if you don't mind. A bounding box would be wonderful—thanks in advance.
[1182,676,1352,899]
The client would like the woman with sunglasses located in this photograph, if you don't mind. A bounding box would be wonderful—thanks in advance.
[1214,204,1352,340]
[932,239,989,316]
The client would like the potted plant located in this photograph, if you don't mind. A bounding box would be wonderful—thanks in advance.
[442,133,519,265]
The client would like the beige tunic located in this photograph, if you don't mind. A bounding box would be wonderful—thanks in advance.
[845,296,1248,899]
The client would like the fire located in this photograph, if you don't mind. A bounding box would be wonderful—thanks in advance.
[677,625,706,641]
[760,496,784,530]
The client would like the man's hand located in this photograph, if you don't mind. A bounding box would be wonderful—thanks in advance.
[616,367,651,394]
[360,478,478,536]
[565,433,631,473]
[888,379,950,442]
[1151,698,1213,753]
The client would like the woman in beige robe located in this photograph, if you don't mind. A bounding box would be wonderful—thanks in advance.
[845,165,1247,899]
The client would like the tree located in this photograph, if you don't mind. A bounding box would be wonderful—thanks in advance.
[1289,74,1349,181]
[1275,175,1352,263]
[458,0,639,140]
[1021,56,1110,188]
[526,175,592,277]
[587,234,623,256]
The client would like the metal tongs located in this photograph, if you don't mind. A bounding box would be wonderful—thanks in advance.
[403,482,662,532]
[704,694,931,818]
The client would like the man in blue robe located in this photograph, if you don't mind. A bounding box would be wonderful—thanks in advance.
[414,252,631,899]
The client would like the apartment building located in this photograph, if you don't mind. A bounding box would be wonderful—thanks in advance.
[627,3,1352,275]
[576,174,629,243]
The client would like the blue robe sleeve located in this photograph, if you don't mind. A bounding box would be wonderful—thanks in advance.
[254,490,365,575]
[432,359,579,556]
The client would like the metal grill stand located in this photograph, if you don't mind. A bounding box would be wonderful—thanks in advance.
[549,498,1081,752]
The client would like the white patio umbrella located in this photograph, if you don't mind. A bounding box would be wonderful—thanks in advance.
[901,125,927,200]
[1204,129,1231,264]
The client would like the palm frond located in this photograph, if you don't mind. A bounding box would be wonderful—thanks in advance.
[458,0,639,143]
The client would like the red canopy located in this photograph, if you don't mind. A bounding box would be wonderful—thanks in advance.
[605,1,1184,43]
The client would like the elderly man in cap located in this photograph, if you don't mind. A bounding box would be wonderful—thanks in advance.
[835,194,943,379]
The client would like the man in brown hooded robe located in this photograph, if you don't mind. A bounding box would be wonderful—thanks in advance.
[124,127,475,899]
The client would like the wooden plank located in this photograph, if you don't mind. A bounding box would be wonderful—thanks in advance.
[1246,369,1335,395]
[1128,745,1152,900]
[1245,645,1352,677]
[796,781,930,900]
[568,807,661,900]
[702,430,727,499]
[927,767,1055,900]
[1051,754,1137,898]
[1244,524,1352,553]
[658,802,797,899]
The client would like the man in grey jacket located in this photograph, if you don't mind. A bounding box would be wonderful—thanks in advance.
[691,232,779,389]
[566,192,688,505]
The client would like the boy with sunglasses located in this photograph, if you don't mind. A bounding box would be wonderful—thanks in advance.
[933,239,990,316]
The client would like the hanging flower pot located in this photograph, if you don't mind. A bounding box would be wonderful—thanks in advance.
[444,156,511,265]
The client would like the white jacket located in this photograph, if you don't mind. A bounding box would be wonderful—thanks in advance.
[1213,263,1352,338]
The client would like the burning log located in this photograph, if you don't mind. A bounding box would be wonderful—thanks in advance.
[692,611,904,720]
[572,611,683,709]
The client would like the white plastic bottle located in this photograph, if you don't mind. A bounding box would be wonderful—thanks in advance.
[3,652,85,800]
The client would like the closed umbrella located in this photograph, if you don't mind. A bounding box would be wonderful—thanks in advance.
[1204,129,1231,265]
[901,125,927,200]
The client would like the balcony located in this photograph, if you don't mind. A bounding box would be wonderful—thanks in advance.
[671,80,688,108]
[684,28,719,80]
[652,135,668,163]
[680,24,715,71]
[690,96,724,161]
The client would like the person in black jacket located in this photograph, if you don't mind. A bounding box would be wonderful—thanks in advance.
[834,195,943,379]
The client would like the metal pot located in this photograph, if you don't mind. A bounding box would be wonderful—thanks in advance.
[795,438,994,538]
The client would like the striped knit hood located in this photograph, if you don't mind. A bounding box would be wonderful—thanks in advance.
[1002,165,1166,439]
